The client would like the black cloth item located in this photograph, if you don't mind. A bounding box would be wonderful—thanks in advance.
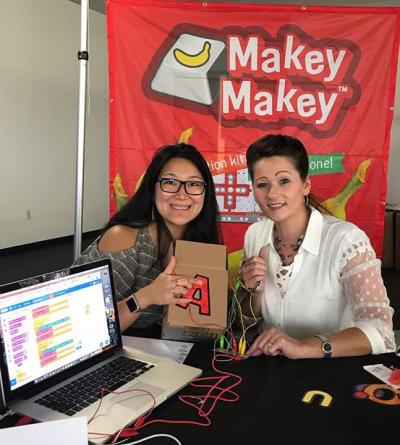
[1,343,399,444]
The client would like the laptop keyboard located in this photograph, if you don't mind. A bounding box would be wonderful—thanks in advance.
[35,356,154,416]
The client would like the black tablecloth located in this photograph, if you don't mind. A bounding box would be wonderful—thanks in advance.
[136,344,400,444]
[1,341,399,444]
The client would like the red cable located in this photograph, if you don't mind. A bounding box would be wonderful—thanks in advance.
[90,301,242,442]
[90,353,242,442]
[129,353,242,434]
[87,386,157,442]
[188,304,234,338]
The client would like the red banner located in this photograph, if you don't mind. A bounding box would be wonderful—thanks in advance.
[107,0,400,268]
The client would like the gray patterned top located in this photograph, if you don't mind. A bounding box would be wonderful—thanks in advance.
[73,227,163,329]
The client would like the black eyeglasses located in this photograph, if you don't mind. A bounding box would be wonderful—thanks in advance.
[156,178,207,195]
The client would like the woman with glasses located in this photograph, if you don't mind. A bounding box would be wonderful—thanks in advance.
[74,143,221,334]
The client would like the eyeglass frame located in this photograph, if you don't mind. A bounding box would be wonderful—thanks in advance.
[155,177,207,195]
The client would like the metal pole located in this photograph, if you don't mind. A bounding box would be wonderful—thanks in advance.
[73,0,89,261]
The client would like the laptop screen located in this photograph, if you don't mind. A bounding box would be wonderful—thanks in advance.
[0,260,120,396]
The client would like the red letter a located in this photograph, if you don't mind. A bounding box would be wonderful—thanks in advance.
[177,274,210,315]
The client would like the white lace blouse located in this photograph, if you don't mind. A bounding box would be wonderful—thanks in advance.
[243,207,395,354]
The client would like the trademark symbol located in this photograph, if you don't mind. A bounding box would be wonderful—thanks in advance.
[338,85,348,93]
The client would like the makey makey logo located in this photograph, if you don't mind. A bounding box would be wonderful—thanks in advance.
[145,24,361,139]
[221,24,361,138]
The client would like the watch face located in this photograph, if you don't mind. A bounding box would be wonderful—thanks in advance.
[126,296,139,313]
[322,342,333,355]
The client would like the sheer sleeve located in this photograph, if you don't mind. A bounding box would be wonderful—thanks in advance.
[339,230,395,354]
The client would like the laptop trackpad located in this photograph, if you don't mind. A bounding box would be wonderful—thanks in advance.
[110,382,166,410]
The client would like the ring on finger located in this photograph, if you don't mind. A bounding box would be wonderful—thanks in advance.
[266,341,272,349]
[248,281,262,292]
[254,281,262,291]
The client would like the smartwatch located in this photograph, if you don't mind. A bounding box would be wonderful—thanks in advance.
[315,334,333,358]
[126,293,141,313]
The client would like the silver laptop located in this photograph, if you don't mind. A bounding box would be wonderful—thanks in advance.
[0,260,201,444]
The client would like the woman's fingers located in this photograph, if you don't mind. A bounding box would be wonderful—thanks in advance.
[244,270,265,285]
[265,334,282,356]
[241,257,266,280]
[172,295,192,304]
[163,275,203,305]
[166,279,201,299]
[248,346,263,356]
[248,328,304,359]
[248,328,283,356]
[147,271,203,306]
[243,265,265,278]
[177,276,203,287]
[242,256,266,270]
[256,334,272,353]
[170,275,202,287]
[172,285,188,296]
[248,332,265,354]
[243,268,266,290]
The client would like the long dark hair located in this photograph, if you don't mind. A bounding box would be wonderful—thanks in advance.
[246,134,326,213]
[105,143,222,260]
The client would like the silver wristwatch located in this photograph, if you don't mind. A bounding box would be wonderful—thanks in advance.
[315,334,333,358]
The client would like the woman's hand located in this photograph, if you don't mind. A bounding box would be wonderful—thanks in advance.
[240,246,267,292]
[136,256,201,309]
[247,326,307,359]
[118,256,202,332]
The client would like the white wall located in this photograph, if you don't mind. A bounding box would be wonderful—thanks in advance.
[0,1,399,249]
[0,0,109,249]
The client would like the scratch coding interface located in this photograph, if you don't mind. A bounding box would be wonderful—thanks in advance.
[0,265,116,391]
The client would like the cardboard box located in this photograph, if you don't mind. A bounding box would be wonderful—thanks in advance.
[161,240,228,341]
[382,210,394,268]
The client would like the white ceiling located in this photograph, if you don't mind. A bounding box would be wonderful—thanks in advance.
[69,0,400,15]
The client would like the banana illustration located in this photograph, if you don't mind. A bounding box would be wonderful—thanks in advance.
[354,158,371,183]
[113,173,128,211]
[321,158,372,220]
[178,127,193,143]
[174,41,211,68]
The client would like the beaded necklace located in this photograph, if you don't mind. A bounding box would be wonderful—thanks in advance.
[273,226,305,265]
